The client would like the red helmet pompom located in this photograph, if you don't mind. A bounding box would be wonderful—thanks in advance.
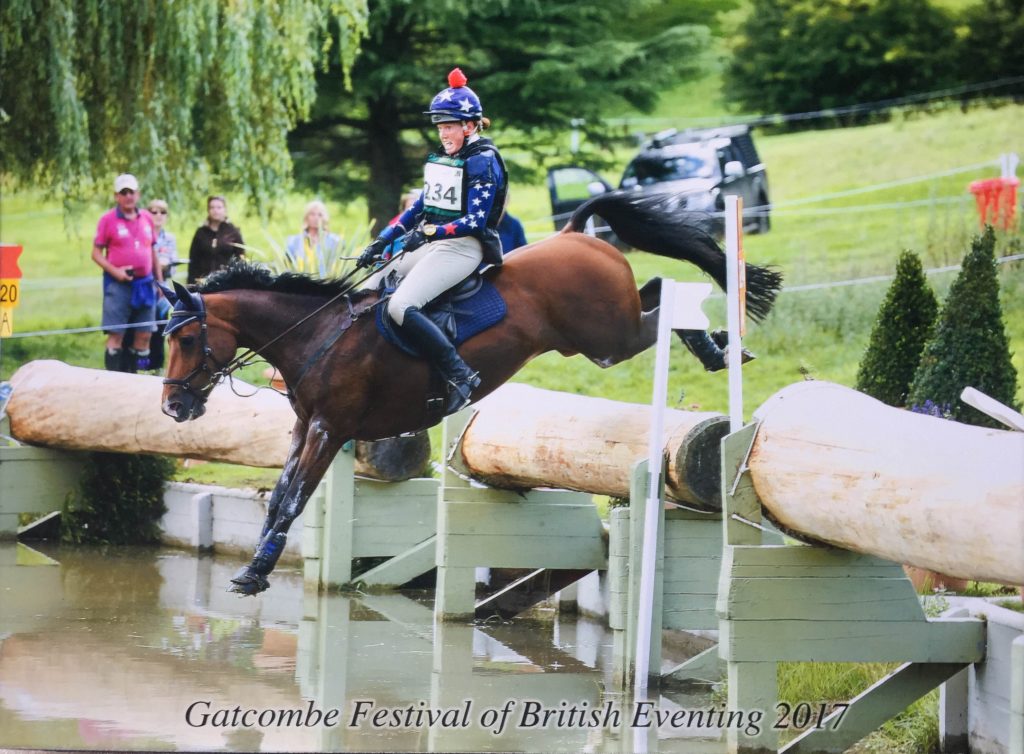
[447,68,468,88]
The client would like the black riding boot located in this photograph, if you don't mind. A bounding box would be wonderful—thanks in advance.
[104,348,123,372]
[678,329,757,372]
[399,306,481,415]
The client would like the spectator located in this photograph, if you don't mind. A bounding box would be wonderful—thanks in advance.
[147,199,177,372]
[90,174,163,372]
[498,208,527,253]
[389,189,423,226]
[187,195,244,284]
[285,200,341,276]
[148,199,178,280]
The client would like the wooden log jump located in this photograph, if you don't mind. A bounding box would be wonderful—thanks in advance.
[6,360,429,481]
[459,383,728,510]
[749,381,1024,585]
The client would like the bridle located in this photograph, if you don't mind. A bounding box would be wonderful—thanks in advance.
[161,293,229,406]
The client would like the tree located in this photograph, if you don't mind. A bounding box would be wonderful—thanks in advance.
[855,251,938,407]
[724,0,959,117]
[955,0,1024,91]
[0,0,367,218]
[289,0,711,229]
[908,227,1020,428]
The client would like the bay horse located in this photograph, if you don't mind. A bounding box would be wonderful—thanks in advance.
[160,191,782,595]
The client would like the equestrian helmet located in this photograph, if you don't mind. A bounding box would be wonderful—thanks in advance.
[424,68,483,123]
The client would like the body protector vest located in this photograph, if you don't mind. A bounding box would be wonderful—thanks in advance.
[419,137,508,266]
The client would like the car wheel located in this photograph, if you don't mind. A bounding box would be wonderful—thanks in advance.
[755,193,771,234]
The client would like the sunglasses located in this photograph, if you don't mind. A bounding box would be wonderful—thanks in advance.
[150,209,167,214]
[118,188,136,196]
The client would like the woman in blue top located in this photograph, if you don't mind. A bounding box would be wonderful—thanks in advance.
[285,200,341,276]
[358,68,508,414]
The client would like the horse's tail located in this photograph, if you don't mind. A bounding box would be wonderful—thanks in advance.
[566,191,783,323]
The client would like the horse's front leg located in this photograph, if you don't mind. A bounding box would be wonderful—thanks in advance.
[255,418,307,541]
[229,417,345,595]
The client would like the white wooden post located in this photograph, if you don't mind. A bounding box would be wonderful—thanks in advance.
[725,195,746,432]
[634,280,711,711]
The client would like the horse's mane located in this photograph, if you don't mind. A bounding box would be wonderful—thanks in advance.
[196,260,356,298]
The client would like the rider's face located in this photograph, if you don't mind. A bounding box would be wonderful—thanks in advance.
[437,122,471,155]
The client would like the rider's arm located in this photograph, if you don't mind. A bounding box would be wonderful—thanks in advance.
[379,194,425,243]
[432,151,504,240]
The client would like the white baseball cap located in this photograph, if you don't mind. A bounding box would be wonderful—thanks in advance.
[114,174,139,193]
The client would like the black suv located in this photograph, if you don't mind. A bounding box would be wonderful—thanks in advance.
[547,125,770,237]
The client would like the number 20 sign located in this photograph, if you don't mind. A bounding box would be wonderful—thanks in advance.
[0,243,23,338]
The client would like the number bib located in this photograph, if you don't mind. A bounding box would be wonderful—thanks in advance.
[423,160,464,214]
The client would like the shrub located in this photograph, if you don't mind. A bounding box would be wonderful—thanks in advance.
[855,251,938,406]
[908,227,1020,427]
[62,453,175,544]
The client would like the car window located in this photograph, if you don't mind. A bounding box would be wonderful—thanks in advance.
[623,149,719,187]
[550,167,605,201]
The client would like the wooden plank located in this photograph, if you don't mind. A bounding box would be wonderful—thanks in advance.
[439,533,606,569]
[783,662,969,754]
[441,501,602,537]
[723,576,926,622]
[664,593,719,613]
[354,478,438,497]
[0,448,84,516]
[352,532,435,558]
[720,618,985,663]
[663,646,724,685]
[441,485,592,505]
[728,545,906,570]
[355,536,437,588]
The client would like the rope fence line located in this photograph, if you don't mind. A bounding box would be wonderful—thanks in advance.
[7,255,1022,341]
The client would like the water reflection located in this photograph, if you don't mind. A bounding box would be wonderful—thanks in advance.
[0,542,724,752]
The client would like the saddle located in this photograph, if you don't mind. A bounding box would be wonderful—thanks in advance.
[374,271,507,358]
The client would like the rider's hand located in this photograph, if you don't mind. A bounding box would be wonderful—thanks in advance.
[356,238,386,269]
[401,228,428,253]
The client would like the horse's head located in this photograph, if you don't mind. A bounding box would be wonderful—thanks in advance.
[160,280,237,422]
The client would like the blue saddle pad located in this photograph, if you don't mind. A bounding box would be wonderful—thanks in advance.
[376,278,507,356]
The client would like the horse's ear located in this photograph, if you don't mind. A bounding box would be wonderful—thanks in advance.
[173,281,193,309]
[158,281,177,304]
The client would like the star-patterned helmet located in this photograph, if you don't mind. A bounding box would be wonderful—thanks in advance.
[425,68,483,123]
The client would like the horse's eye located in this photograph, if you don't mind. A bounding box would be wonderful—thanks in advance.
[179,335,196,348]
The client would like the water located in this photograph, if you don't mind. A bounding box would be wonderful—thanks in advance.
[0,542,726,752]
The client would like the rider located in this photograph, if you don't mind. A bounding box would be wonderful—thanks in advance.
[357,68,508,414]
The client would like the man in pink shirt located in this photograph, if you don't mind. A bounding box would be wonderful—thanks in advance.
[91,174,164,372]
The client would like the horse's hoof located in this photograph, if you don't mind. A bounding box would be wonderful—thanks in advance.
[228,568,270,596]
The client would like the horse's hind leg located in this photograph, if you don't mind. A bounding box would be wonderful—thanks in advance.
[634,276,754,372]
[229,418,345,595]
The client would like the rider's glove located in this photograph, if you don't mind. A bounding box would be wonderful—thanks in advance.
[400,228,428,254]
[356,238,387,269]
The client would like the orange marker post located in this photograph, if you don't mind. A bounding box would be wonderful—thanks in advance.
[0,244,24,338]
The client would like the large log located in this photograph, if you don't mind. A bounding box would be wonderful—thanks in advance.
[460,383,728,509]
[749,381,1024,584]
[6,360,429,481]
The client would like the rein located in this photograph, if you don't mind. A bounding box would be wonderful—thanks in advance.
[163,254,404,403]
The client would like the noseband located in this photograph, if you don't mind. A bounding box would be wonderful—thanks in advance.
[162,294,226,406]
